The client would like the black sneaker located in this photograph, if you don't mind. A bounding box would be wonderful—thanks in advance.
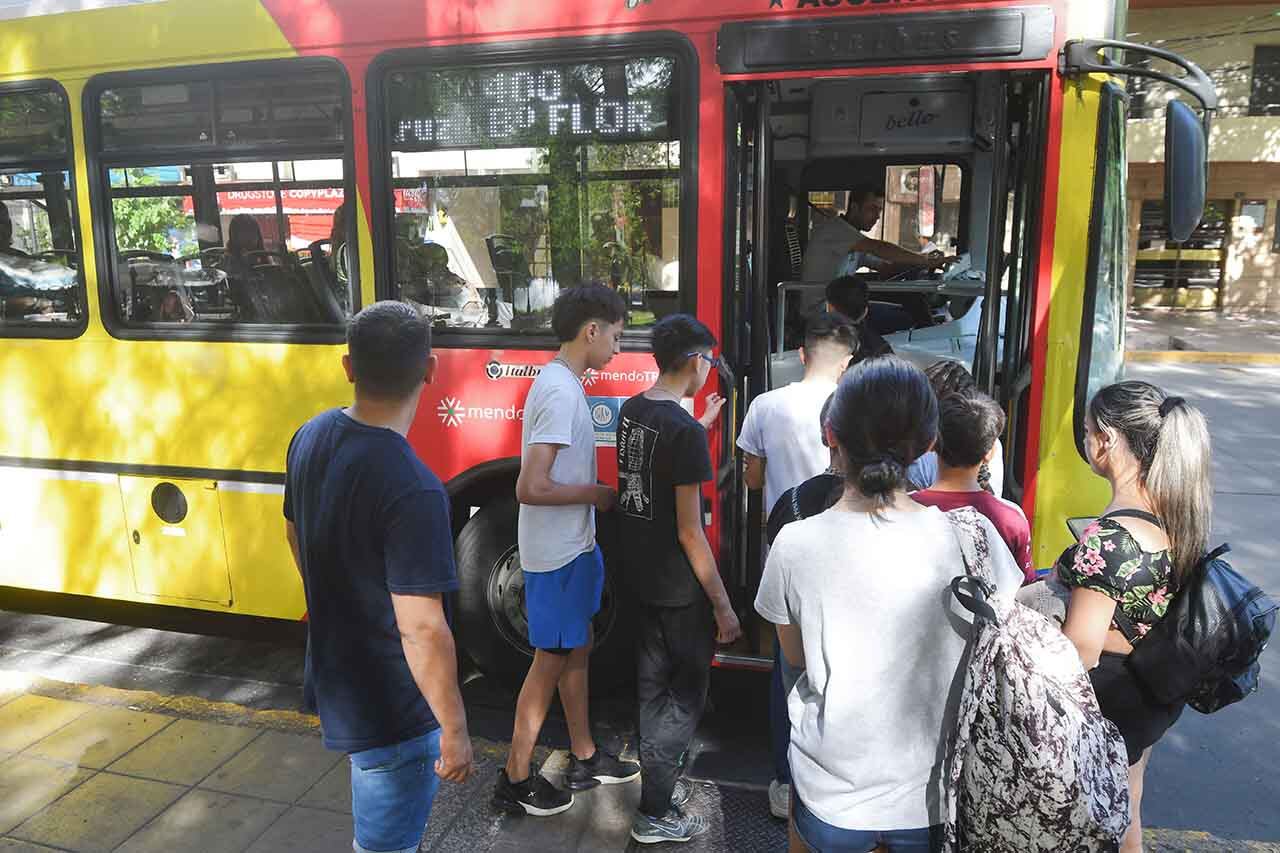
[564,748,642,790]
[492,769,574,817]
[670,777,693,809]
[630,808,708,844]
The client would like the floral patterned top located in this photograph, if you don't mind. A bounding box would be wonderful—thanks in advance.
[1055,517,1177,639]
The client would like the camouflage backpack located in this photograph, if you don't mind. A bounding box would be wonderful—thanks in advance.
[943,508,1131,852]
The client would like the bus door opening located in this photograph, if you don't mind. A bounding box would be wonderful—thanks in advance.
[721,71,1048,664]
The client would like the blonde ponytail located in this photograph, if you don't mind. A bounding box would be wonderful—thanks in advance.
[1146,400,1213,581]
[1089,382,1213,583]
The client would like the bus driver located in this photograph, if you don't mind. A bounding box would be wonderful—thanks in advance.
[801,183,948,333]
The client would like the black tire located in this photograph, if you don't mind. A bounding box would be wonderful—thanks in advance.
[454,496,636,691]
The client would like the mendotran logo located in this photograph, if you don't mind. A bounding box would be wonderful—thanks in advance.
[436,397,525,428]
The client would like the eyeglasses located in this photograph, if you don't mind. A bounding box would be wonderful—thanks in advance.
[685,352,722,369]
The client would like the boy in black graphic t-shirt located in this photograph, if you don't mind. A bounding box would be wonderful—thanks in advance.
[616,314,742,845]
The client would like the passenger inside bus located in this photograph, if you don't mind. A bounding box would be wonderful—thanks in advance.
[217,214,266,318]
[0,204,27,258]
[0,202,70,319]
[395,217,485,325]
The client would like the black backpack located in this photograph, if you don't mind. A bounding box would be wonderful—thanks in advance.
[1108,510,1278,714]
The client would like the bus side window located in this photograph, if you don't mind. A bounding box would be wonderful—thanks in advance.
[379,52,687,333]
[92,64,355,332]
[0,84,84,331]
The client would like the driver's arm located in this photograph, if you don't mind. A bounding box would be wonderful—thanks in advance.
[850,235,945,270]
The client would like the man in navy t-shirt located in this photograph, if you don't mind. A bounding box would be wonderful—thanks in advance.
[284,300,472,853]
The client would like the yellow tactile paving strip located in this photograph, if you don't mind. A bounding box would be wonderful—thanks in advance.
[1128,350,1280,365]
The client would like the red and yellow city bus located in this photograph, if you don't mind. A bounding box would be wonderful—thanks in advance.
[0,0,1214,682]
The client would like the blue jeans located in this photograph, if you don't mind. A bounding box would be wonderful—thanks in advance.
[349,728,442,853]
[793,798,943,852]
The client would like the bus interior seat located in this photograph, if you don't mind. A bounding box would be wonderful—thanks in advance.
[249,263,322,323]
[486,234,530,294]
[300,239,347,323]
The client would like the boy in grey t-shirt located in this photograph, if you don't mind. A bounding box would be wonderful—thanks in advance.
[493,284,640,818]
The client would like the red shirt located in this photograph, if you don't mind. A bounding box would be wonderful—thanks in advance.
[912,489,1036,584]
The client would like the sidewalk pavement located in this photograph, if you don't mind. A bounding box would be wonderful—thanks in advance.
[1127,309,1280,363]
[0,670,513,853]
[1,670,1273,852]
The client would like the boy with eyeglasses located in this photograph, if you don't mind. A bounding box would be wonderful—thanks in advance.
[616,313,740,844]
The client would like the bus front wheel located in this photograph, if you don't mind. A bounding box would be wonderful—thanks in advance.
[454,496,635,691]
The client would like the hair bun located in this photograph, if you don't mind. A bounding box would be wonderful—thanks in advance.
[857,456,902,497]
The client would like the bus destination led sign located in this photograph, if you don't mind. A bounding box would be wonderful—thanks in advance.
[717,7,1054,73]
[391,62,674,150]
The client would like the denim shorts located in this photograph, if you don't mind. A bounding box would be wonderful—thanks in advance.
[793,797,943,853]
[349,728,442,853]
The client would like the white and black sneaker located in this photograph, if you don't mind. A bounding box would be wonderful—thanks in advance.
[630,808,709,844]
[492,769,574,817]
[564,748,641,790]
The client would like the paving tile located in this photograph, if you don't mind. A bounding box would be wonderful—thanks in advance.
[115,789,287,853]
[10,771,184,852]
[25,706,172,769]
[242,805,352,853]
[0,840,65,852]
[200,730,341,803]
[0,754,93,834]
[296,756,351,813]
[0,695,91,753]
[108,718,258,786]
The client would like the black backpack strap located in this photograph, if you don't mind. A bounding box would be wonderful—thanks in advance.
[1110,604,1142,645]
[1103,508,1164,528]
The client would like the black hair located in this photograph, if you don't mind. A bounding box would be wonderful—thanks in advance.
[651,313,716,374]
[550,282,626,342]
[848,182,885,206]
[924,360,977,399]
[347,300,432,399]
[936,392,1005,469]
[828,356,937,510]
[825,275,871,323]
[802,309,859,359]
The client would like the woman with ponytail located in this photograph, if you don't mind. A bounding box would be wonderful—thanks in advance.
[755,357,1025,852]
[1056,380,1213,853]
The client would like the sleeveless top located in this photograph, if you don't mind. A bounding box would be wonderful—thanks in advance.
[1055,514,1178,639]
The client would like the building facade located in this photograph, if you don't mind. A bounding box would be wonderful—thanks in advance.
[1126,1,1280,313]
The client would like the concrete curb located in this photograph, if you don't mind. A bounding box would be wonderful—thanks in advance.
[1127,350,1280,365]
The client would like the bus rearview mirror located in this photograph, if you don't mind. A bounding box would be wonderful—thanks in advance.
[1163,100,1207,244]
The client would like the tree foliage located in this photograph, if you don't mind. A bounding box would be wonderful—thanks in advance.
[112,169,190,254]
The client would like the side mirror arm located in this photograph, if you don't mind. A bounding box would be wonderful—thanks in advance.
[1061,39,1219,132]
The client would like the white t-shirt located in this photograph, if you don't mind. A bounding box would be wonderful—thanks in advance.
[907,439,1006,496]
[754,505,1023,831]
[736,379,838,515]
[801,212,883,283]
[518,360,596,572]
[802,212,858,283]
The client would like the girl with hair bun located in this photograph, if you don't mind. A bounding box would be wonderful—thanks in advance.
[1056,380,1213,853]
[755,356,1025,852]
